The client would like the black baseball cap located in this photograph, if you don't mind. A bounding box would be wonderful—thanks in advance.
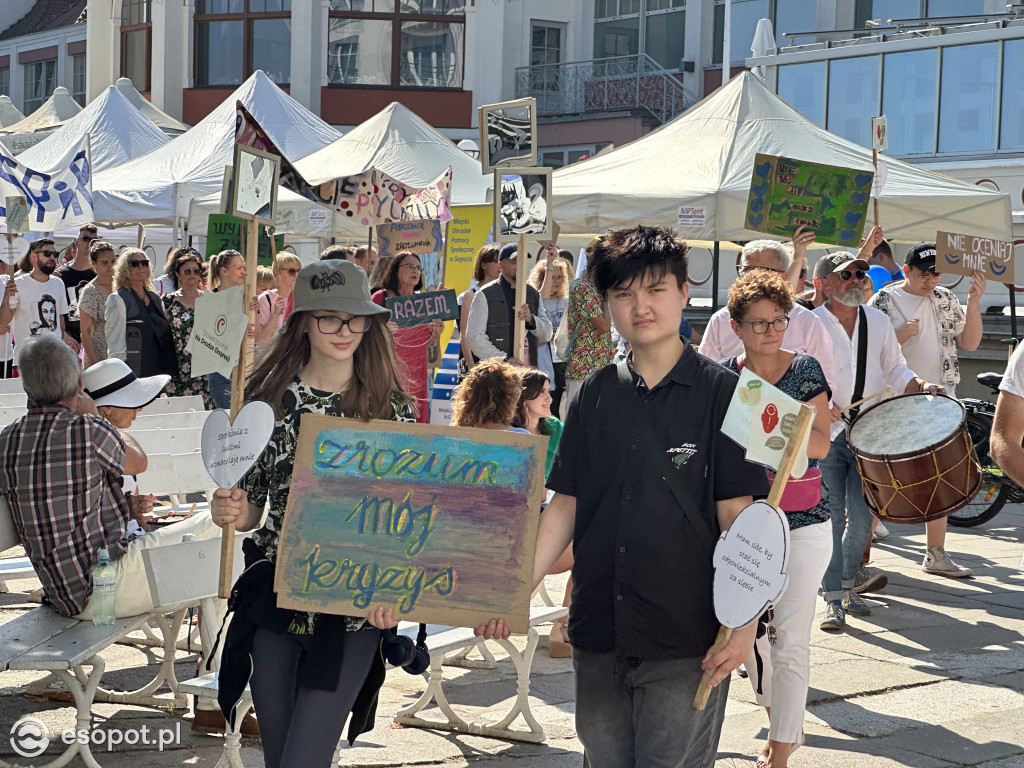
[815,252,869,279]
[499,243,518,261]
[906,243,936,271]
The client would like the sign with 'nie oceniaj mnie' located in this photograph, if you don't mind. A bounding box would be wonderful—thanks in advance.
[935,231,1014,284]
[274,416,546,632]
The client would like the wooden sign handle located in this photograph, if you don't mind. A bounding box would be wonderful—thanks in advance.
[872,147,880,228]
[512,234,529,363]
[218,216,260,599]
[693,403,814,709]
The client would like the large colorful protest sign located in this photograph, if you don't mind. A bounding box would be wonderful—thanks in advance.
[936,230,1014,284]
[274,416,546,632]
[235,103,452,226]
[0,137,93,231]
[377,219,444,259]
[745,153,873,248]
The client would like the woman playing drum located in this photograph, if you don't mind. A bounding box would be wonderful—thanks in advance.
[720,271,833,768]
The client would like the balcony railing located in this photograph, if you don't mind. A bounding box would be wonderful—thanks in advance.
[514,54,698,126]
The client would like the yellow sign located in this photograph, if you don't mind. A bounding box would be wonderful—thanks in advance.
[435,205,494,357]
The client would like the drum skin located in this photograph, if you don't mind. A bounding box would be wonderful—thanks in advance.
[846,393,981,524]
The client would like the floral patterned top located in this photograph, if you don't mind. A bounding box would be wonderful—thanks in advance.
[565,278,616,381]
[240,380,416,633]
[161,293,215,409]
[722,353,832,530]
[78,282,110,364]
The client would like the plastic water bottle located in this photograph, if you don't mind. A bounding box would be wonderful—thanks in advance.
[91,548,117,626]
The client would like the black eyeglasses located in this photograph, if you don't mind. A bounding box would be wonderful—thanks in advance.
[836,269,867,282]
[737,265,786,276]
[129,259,150,268]
[312,314,371,334]
[740,316,790,334]
[36,250,58,258]
[79,235,97,243]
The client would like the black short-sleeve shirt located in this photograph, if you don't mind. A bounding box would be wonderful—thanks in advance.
[547,345,770,660]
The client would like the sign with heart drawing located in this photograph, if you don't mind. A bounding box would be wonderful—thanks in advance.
[201,401,276,489]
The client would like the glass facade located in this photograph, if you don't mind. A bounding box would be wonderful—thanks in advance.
[881,49,937,155]
[1000,40,1024,150]
[594,0,684,70]
[194,0,291,87]
[827,56,879,148]
[777,61,825,126]
[938,43,998,154]
[327,0,465,88]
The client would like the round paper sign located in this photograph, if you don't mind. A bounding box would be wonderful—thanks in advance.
[712,500,791,629]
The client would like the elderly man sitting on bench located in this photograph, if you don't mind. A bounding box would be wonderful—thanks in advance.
[0,333,220,618]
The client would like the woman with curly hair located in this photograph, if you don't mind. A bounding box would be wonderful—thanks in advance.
[161,248,215,408]
[104,248,176,379]
[721,270,833,768]
[450,358,527,432]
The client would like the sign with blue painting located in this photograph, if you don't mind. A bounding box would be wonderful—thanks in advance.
[744,153,873,248]
[274,415,546,632]
[936,231,1014,284]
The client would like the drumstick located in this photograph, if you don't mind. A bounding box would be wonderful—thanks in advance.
[842,391,884,414]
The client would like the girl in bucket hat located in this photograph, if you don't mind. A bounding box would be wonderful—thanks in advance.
[210,260,416,768]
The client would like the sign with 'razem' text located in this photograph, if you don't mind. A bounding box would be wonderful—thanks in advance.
[935,230,1014,284]
[386,289,459,328]
[274,416,546,632]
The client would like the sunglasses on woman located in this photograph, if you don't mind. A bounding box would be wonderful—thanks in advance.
[129,259,150,268]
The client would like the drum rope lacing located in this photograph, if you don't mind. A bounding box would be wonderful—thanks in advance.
[854,431,980,521]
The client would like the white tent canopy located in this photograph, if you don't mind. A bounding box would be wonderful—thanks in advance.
[91,71,341,225]
[0,96,24,128]
[188,186,338,239]
[294,101,491,206]
[18,86,170,173]
[0,86,82,135]
[552,72,1012,244]
[115,77,188,134]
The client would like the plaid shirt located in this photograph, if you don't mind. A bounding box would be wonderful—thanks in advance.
[0,406,130,617]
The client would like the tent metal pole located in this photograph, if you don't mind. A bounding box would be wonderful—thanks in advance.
[712,241,720,314]
[1010,283,1018,340]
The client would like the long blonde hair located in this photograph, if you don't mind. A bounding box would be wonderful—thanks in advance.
[207,250,243,290]
[113,248,155,292]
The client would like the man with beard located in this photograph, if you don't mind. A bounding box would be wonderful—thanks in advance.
[812,253,944,632]
[0,239,74,367]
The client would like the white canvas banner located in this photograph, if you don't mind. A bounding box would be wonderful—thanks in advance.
[0,136,93,232]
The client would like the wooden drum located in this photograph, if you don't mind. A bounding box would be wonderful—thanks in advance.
[846,393,981,524]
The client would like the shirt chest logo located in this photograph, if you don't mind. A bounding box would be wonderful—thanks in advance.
[667,442,698,468]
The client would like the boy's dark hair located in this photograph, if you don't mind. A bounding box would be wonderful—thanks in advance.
[589,226,688,297]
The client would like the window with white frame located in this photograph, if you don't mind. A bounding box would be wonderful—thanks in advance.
[71,54,86,105]
[23,59,56,114]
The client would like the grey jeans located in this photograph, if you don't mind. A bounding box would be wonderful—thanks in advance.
[573,647,730,768]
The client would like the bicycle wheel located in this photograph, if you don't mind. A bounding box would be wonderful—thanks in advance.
[950,412,1012,527]
[948,473,1010,527]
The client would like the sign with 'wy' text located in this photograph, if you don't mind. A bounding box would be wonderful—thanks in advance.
[386,289,459,328]
[936,230,1014,284]
[205,214,284,266]
[745,153,873,248]
[274,416,546,632]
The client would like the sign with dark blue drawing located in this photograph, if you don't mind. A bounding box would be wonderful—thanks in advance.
[745,153,873,248]
[936,231,1014,285]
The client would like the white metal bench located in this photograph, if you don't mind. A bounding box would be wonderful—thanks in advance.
[0,607,148,768]
[179,604,568,768]
[0,394,204,413]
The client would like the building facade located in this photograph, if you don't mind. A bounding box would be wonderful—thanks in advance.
[0,0,88,112]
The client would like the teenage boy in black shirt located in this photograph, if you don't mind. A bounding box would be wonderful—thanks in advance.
[476,226,769,767]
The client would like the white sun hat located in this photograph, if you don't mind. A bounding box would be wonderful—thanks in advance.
[82,359,170,409]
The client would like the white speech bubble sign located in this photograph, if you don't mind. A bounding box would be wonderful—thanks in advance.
[201,401,275,489]
[712,500,791,629]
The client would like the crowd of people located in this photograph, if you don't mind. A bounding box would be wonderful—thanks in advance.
[0,216,1013,768]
